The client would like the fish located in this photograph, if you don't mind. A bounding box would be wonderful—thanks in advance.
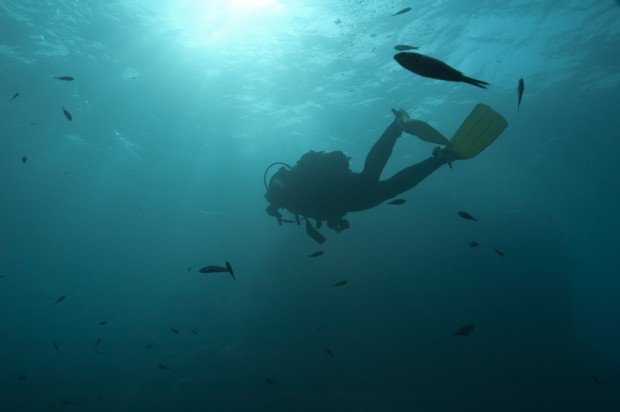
[94,337,102,348]
[158,363,169,370]
[187,266,192,272]
[199,261,235,279]
[170,328,181,335]
[309,251,324,258]
[53,341,60,352]
[394,52,489,89]
[334,280,348,287]
[54,295,66,305]
[386,198,406,205]
[517,78,525,112]
[191,330,199,335]
[95,350,110,356]
[264,378,275,384]
[451,324,475,337]
[54,76,74,81]
[61,401,75,406]
[334,18,341,25]
[491,247,505,257]
[10,92,19,101]
[591,374,604,387]
[324,347,334,357]
[146,344,156,349]
[469,241,480,248]
[60,105,72,121]
[457,211,477,221]
[22,155,27,164]
[394,45,419,51]
[99,321,106,326]
[392,7,411,16]
[17,375,27,380]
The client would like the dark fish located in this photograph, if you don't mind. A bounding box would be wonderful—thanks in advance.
[158,363,169,370]
[10,92,19,101]
[392,7,411,16]
[146,344,156,349]
[491,247,505,257]
[469,241,480,248]
[334,18,341,25]
[54,76,74,81]
[61,401,75,406]
[386,198,406,205]
[309,251,324,258]
[517,78,525,112]
[394,45,419,51]
[53,341,60,352]
[451,324,475,337]
[394,52,489,89]
[17,375,27,380]
[334,280,348,287]
[99,321,106,326]
[60,105,72,121]
[264,378,275,384]
[457,211,477,221]
[170,328,180,335]
[22,155,27,164]
[187,266,192,272]
[95,350,110,356]
[94,337,102,348]
[199,261,235,279]
[54,295,66,305]
[591,374,604,387]
[324,347,334,357]
[191,329,199,335]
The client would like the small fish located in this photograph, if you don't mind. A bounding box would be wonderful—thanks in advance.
[392,7,411,16]
[394,45,419,51]
[53,295,66,305]
[451,324,475,337]
[187,266,192,272]
[99,321,106,326]
[60,105,72,121]
[591,374,604,387]
[517,78,525,112]
[469,241,480,248]
[394,52,489,89]
[17,375,27,380]
[94,337,102,348]
[22,155,27,164]
[334,280,348,287]
[61,401,75,406]
[54,76,74,81]
[264,378,275,384]
[191,329,198,335]
[334,18,341,25]
[95,350,110,356]
[386,198,406,205]
[199,261,235,279]
[53,341,60,352]
[158,363,169,370]
[170,328,181,335]
[146,344,156,349]
[491,247,505,257]
[457,211,477,221]
[309,251,324,258]
[324,347,334,357]
[10,92,19,101]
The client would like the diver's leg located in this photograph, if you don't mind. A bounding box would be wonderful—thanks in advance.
[378,153,453,200]
[361,120,402,181]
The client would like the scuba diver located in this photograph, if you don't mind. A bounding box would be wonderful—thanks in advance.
[264,104,508,243]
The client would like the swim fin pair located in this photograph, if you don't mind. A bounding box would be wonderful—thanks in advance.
[447,103,508,159]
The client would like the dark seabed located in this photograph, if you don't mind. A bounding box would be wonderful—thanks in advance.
[1,0,619,411]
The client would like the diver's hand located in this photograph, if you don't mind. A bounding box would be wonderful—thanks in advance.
[391,108,411,128]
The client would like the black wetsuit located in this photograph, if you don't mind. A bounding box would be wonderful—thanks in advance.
[268,120,450,231]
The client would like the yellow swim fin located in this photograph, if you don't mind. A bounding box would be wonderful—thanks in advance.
[448,104,508,159]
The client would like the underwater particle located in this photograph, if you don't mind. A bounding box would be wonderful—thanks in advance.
[94,337,102,348]
[457,211,477,221]
[170,328,180,335]
[517,78,525,112]
[394,52,489,89]
[334,280,348,287]
[22,155,27,164]
[60,106,72,121]
[324,347,334,357]
[264,378,275,384]
[394,45,419,51]
[54,76,74,81]
[158,363,169,370]
[491,247,505,257]
[386,198,406,205]
[309,251,324,258]
[99,321,106,326]
[469,241,480,248]
[53,341,60,352]
[451,324,475,337]
[198,261,234,279]
[17,375,27,380]
[10,92,19,101]
[591,374,604,387]
[392,7,411,16]
[53,295,66,305]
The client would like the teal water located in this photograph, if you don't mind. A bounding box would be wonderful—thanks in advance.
[1,1,619,410]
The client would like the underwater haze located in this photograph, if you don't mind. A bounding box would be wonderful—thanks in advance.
[1,0,620,410]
